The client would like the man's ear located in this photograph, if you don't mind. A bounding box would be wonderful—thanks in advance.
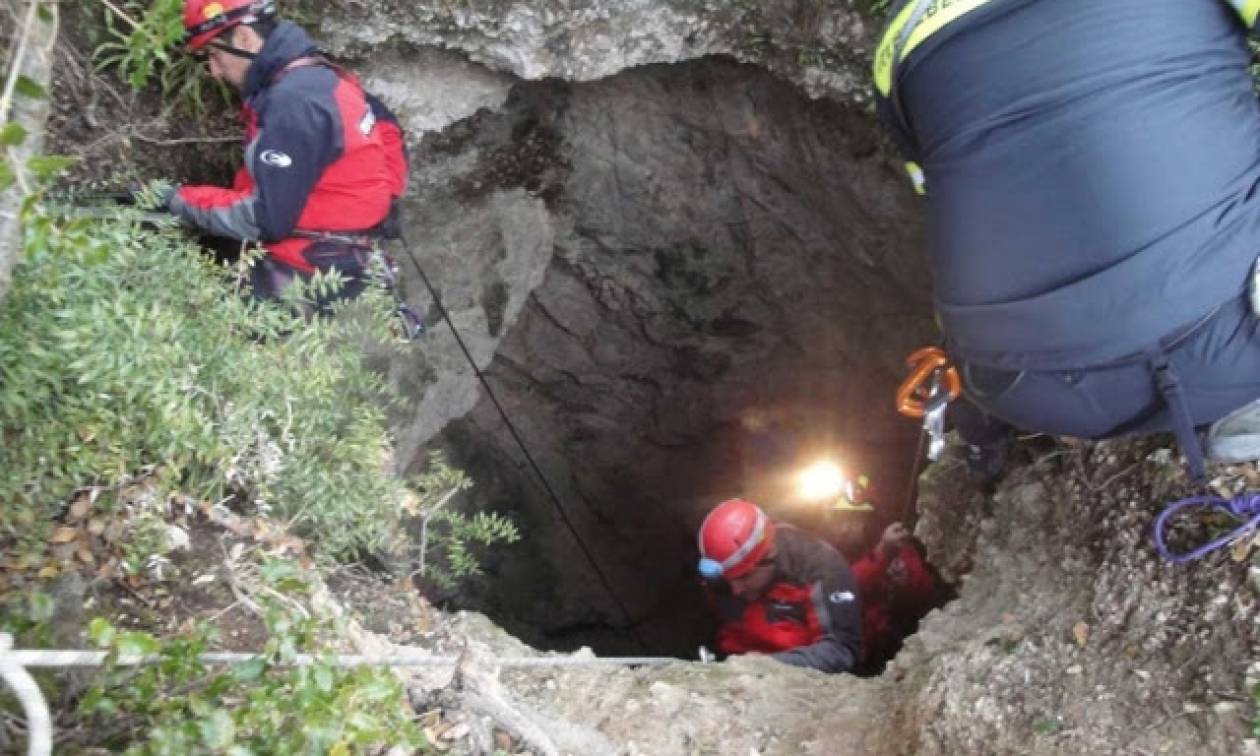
[231,24,265,53]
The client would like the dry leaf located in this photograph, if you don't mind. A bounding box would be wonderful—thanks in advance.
[417,710,441,729]
[37,564,60,579]
[103,520,126,543]
[1072,621,1089,648]
[67,495,93,523]
[1232,536,1254,563]
[87,518,107,537]
[48,526,80,544]
[442,723,470,741]
[76,548,96,565]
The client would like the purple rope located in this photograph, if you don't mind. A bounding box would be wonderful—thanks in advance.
[1154,492,1260,563]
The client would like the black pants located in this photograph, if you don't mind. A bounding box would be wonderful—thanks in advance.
[250,241,370,317]
[963,293,1260,440]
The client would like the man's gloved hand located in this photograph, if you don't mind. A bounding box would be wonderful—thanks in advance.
[879,521,910,558]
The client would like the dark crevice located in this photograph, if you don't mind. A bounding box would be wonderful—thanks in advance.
[405,56,931,658]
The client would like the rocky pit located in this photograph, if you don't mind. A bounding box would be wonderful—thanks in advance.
[331,9,1260,752]
[378,52,934,657]
[18,1,1260,752]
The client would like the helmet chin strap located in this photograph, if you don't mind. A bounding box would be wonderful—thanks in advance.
[208,40,258,60]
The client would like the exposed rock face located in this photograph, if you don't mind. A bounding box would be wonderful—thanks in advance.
[905,439,1260,755]
[318,0,878,103]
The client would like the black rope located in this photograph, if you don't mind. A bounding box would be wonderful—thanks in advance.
[394,231,649,652]
[900,425,928,525]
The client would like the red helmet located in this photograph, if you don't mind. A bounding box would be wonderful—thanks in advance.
[183,0,276,51]
[697,499,776,580]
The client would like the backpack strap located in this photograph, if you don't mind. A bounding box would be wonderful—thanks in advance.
[1145,345,1207,481]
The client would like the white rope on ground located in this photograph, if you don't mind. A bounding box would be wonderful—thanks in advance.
[0,631,683,755]
[4,649,680,669]
[0,633,52,756]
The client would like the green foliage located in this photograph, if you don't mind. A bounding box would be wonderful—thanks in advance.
[1253,681,1260,738]
[0,195,412,561]
[0,122,27,147]
[0,589,55,647]
[411,453,520,590]
[1032,716,1065,736]
[94,0,184,89]
[80,562,427,755]
[93,0,227,115]
[14,74,48,100]
[867,0,893,18]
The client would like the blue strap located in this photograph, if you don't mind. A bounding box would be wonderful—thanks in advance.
[1145,346,1207,482]
[1154,492,1260,563]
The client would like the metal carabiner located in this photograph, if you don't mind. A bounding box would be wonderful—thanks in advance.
[896,346,962,418]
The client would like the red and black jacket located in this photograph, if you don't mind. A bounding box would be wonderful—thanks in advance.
[711,525,861,673]
[170,21,407,273]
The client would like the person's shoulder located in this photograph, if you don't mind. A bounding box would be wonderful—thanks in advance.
[257,74,338,120]
[775,524,848,574]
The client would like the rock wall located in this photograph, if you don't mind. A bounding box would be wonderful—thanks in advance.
[317,0,878,103]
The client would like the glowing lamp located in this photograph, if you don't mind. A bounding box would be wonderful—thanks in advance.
[797,460,847,502]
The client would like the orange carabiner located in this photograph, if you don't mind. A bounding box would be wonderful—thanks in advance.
[896,347,961,418]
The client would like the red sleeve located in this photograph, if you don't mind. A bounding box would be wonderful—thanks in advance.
[231,166,251,192]
[893,543,937,607]
[851,549,889,597]
[716,621,751,656]
[378,120,408,198]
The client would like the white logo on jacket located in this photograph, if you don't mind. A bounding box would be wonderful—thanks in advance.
[829,591,855,604]
[260,149,293,168]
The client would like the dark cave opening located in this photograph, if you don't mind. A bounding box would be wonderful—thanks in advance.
[392,55,943,661]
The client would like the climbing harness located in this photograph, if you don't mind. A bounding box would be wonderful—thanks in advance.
[1153,492,1260,564]
[896,346,961,462]
[293,229,425,342]
[0,631,685,756]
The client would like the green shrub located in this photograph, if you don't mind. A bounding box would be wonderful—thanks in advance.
[93,0,228,115]
[0,200,411,561]
[79,559,427,755]
[408,453,520,589]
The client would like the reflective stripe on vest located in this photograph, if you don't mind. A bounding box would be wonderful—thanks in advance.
[1226,0,1260,27]
[878,0,1260,98]
[873,0,998,96]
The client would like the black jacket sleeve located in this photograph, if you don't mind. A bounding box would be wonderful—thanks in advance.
[770,529,862,673]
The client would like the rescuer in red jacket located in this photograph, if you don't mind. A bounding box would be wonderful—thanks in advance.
[699,498,861,673]
[168,0,408,310]
[851,521,940,673]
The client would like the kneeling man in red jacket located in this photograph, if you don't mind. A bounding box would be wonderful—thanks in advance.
[699,498,861,673]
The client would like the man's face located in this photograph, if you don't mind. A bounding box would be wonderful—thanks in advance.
[887,555,908,591]
[727,558,777,602]
[202,27,258,90]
